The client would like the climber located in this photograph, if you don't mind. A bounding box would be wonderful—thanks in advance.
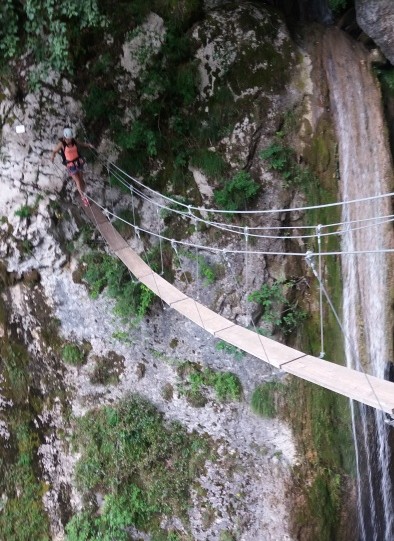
[51,127,94,207]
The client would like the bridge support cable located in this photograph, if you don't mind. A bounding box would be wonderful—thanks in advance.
[316,225,325,359]
[170,239,207,331]
[77,130,394,247]
[236,243,277,377]
[243,226,249,292]
[190,209,201,301]
[99,154,394,217]
[130,185,137,240]
[135,226,167,312]
[305,250,386,415]
[246,301,277,378]
[156,207,165,276]
[77,193,394,259]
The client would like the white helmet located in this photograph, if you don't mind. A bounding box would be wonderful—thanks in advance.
[63,127,73,139]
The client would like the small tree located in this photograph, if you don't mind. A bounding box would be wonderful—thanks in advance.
[214,171,260,211]
[1,0,106,77]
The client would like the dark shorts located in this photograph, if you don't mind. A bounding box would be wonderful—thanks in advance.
[67,158,85,175]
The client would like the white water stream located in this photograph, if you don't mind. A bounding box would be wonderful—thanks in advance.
[323,28,394,539]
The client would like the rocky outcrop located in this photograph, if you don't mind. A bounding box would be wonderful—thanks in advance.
[356,0,394,65]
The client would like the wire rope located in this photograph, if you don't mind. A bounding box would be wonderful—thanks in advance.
[85,195,394,258]
[316,225,325,359]
[170,239,207,330]
[99,156,394,241]
[101,155,394,216]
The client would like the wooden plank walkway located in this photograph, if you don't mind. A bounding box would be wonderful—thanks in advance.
[85,203,394,414]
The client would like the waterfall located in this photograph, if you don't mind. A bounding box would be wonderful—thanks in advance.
[323,28,394,539]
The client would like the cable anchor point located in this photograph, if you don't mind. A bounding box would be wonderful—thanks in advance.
[222,248,230,267]
[316,224,322,249]
[305,250,314,265]
[171,239,178,255]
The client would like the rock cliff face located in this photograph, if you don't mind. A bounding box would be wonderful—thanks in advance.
[0,2,348,540]
[356,0,394,64]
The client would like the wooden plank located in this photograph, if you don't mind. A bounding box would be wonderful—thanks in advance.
[84,202,109,225]
[283,355,394,413]
[170,297,236,334]
[114,247,152,279]
[215,325,303,369]
[140,272,188,305]
[96,221,129,251]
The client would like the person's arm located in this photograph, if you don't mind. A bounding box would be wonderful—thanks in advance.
[51,141,63,162]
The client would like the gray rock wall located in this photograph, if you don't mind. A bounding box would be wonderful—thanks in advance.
[356,0,394,64]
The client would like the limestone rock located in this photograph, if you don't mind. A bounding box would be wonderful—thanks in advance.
[356,0,394,64]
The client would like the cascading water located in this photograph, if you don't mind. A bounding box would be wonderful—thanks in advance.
[323,28,394,539]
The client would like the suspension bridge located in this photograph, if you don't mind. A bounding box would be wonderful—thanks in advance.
[83,198,394,415]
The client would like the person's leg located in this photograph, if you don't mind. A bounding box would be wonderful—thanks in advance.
[70,173,85,198]
[77,172,86,194]
[68,162,88,205]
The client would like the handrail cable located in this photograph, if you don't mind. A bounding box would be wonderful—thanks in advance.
[101,160,394,242]
[85,194,394,258]
[103,156,394,215]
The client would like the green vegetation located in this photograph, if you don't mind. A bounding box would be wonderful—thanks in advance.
[190,149,228,178]
[82,250,155,321]
[214,171,260,212]
[78,3,294,197]
[257,103,352,538]
[328,0,350,14]
[61,343,85,366]
[377,67,394,158]
[112,329,132,343]
[1,0,105,79]
[251,381,285,418]
[286,379,353,539]
[248,280,308,334]
[14,205,35,219]
[2,343,29,402]
[219,530,236,541]
[251,372,352,537]
[0,423,50,541]
[90,353,125,386]
[159,195,190,220]
[0,337,50,540]
[177,361,242,405]
[215,340,245,361]
[260,139,317,190]
[289,186,353,537]
[380,68,394,92]
[113,208,136,237]
[66,395,212,539]
[143,243,175,282]
[81,11,204,187]
[182,250,218,285]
